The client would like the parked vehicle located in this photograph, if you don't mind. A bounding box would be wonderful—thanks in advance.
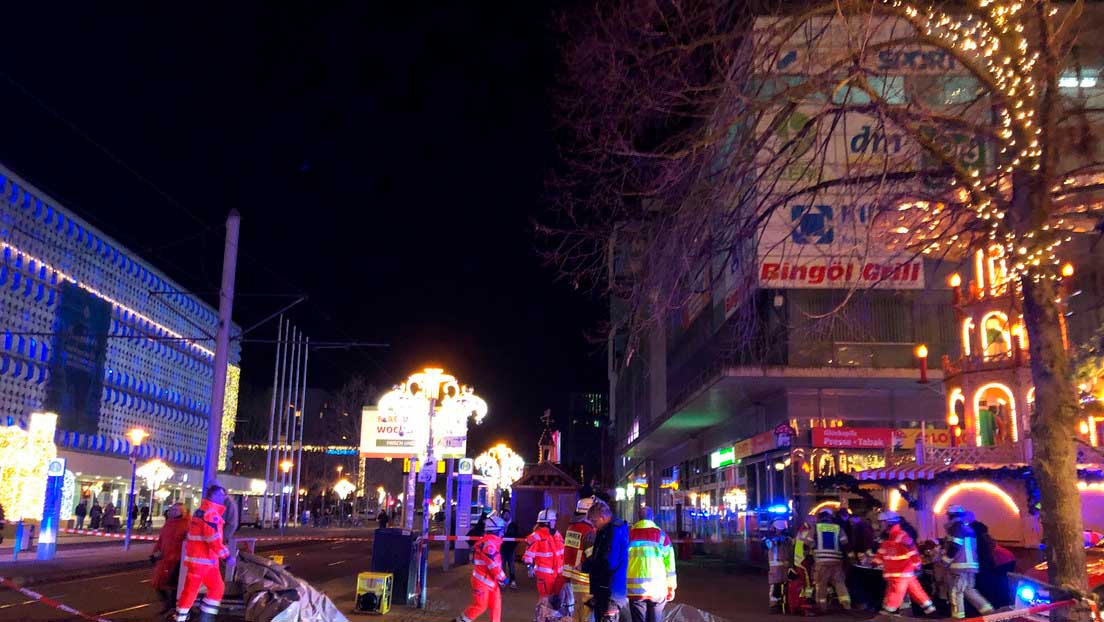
[1012,532,1104,612]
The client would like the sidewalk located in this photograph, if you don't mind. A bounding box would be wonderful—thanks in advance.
[0,526,374,586]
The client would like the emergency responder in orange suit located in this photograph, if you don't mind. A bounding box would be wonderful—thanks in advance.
[872,511,936,616]
[455,514,509,622]
[175,485,230,622]
[524,509,565,597]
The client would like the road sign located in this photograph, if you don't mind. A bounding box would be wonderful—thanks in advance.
[458,458,473,475]
[418,460,438,483]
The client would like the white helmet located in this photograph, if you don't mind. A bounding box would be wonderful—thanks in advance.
[772,519,788,531]
[537,509,557,525]
[878,511,901,523]
[576,496,596,515]
[484,514,506,534]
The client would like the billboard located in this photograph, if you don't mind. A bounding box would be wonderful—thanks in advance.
[45,282,111,434]
[360,406,428,459]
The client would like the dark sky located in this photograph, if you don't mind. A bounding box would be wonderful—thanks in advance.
[0,2,604,458]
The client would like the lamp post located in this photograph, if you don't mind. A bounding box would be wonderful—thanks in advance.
[279,459,293,534]
[124,428,148,550]
[136,459,174,523]
[474,443,525,512]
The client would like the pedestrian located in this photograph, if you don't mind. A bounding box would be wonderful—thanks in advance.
[0,502,5,545]
[625,506,676,622]
[583,499,629,622]
[222,491,240,578]
[103,503,118,531]
[842,508,879,611]
[139,505,151,530]
[377,508,390,529]
[561,496,598,622]
[75,498,88,529]
[453,513,508,622]
[175,485,231,622]
[151,503,190,614]
[942,506,994,619]
[524,509,566,620]
[89,501,103,530]
[803,508,852,612]
[500,509,520,589]
[872,511,936,616]
[971,520,1013,608]
[764,519,793,613]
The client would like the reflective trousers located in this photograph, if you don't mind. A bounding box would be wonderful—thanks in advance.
[883,576,933,613]
[950,571,993,619]
[175,563,225,622]
[572,588,593,622]
[813,561,851,609]
[462,585,502,622]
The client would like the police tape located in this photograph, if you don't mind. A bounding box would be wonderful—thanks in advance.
[0,575,114,622]
[61,528,159,541]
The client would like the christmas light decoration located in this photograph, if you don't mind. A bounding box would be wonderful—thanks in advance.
[474,443,526,492]
[136,459,174,491]
[933,481,1021,515]
[0,412,59,521]
[333,478,356,500]
[218,364,241,471]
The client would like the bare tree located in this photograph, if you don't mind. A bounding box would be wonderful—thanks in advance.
[545,0,1104,614]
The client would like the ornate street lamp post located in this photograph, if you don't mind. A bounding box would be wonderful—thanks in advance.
[124,428,148,550]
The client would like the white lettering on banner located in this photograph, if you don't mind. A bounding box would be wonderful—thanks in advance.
[759,258,924,289]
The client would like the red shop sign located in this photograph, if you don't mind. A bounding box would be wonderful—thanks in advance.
[812,427,895,449]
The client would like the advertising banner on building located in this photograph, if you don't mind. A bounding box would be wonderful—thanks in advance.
[734,430,780,460]
[360,406,428,459]
[45,282,111,435]
[812,427,897,449]
[897,428,952,449]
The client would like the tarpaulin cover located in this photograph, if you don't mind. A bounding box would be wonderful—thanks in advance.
[662,603,730,622]
[236,551,349,622]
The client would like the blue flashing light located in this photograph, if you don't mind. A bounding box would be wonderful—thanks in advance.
[766,504,789,514]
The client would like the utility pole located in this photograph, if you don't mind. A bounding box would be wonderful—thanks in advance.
[263,317,284,527]
[293,337,309,521]
[204,209,240,490]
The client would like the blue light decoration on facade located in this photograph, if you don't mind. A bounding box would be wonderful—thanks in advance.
[326,448,358,455]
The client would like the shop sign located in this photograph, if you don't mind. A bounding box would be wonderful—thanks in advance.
[774,424,796,447]
[734,430,778,460]
[710,447,736,469]
[813,427,895,449]
[897,428,952,449]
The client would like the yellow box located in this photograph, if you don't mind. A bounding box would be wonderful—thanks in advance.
[354,571,392,614]
[269,554,284,565]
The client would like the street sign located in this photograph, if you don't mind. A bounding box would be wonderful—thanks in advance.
[418,460,438,483]
[458,458,474,475]
[46,458,66,477]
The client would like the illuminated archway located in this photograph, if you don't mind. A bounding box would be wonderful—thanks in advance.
[808,500,841,516]
[961,318,975,356]
[980,311,1011,358]
[933,481,1020,516]
[974,383,1018,445]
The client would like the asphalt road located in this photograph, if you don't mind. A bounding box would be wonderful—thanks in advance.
[0,533,379,622]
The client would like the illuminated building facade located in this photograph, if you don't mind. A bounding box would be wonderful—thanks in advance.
[0,164,257,515]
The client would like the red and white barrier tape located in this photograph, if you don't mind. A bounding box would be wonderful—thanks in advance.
[0,575,113,622]
[61,528,158,541]
[424,535,706,543]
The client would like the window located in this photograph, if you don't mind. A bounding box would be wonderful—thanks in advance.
[941,76,982,104]
[831,76,905,105]
[1059,71,1098,89]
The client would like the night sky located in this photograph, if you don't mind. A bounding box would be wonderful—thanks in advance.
[0,2,603,458]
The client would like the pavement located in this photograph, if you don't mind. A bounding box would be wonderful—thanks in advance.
[0,530,867,622]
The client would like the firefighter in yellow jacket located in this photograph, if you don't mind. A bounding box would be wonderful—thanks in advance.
[626,507,676,622]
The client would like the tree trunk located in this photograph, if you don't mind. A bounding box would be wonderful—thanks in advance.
[1021,276,1091,621]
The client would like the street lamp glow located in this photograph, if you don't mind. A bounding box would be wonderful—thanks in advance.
[914,344,929,359]
[280,459,294,474]
[126,428,148,447]
[334,478,356,500]
[474,444,526,493]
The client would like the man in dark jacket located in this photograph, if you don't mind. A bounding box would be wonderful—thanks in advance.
[500,509,520,589]
[583,500,629,622]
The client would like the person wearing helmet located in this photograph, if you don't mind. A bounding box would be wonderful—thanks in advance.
[455,514,509,622]
[524,508,566,615]
[802,507,852,611]
[942,505,993,619]
[764,519,793,613]
[626,506,676,622]
[562,496,598,622]
[872,511,936,616]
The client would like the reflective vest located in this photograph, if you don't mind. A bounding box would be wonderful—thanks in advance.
[805,522,848,562]
[626,519,676,601]
[523,527,565,582]
[943,520,979,572]
[183,499,228,568]
[874,524,922,578]
[472,534,507,590]
[561,519,596,589]
[765,535,792,569]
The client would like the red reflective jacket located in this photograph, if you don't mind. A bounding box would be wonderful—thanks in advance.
[874,524,922,578]
[524,527,565,596]
[183,499,228,569]
[472,533,507,590]
[561,519,596,587]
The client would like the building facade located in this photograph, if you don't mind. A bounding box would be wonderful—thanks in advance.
[0,164,257,521]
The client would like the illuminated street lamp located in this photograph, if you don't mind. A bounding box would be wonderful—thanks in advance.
[124,428,148,550]
[136,459,174,520]
[474,443,525,507]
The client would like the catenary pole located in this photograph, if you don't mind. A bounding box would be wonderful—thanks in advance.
[276,325,296,526]
[283,331,301,529]
[293,337,309,521]
[263,317,284,527]
[204,209,240,490]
